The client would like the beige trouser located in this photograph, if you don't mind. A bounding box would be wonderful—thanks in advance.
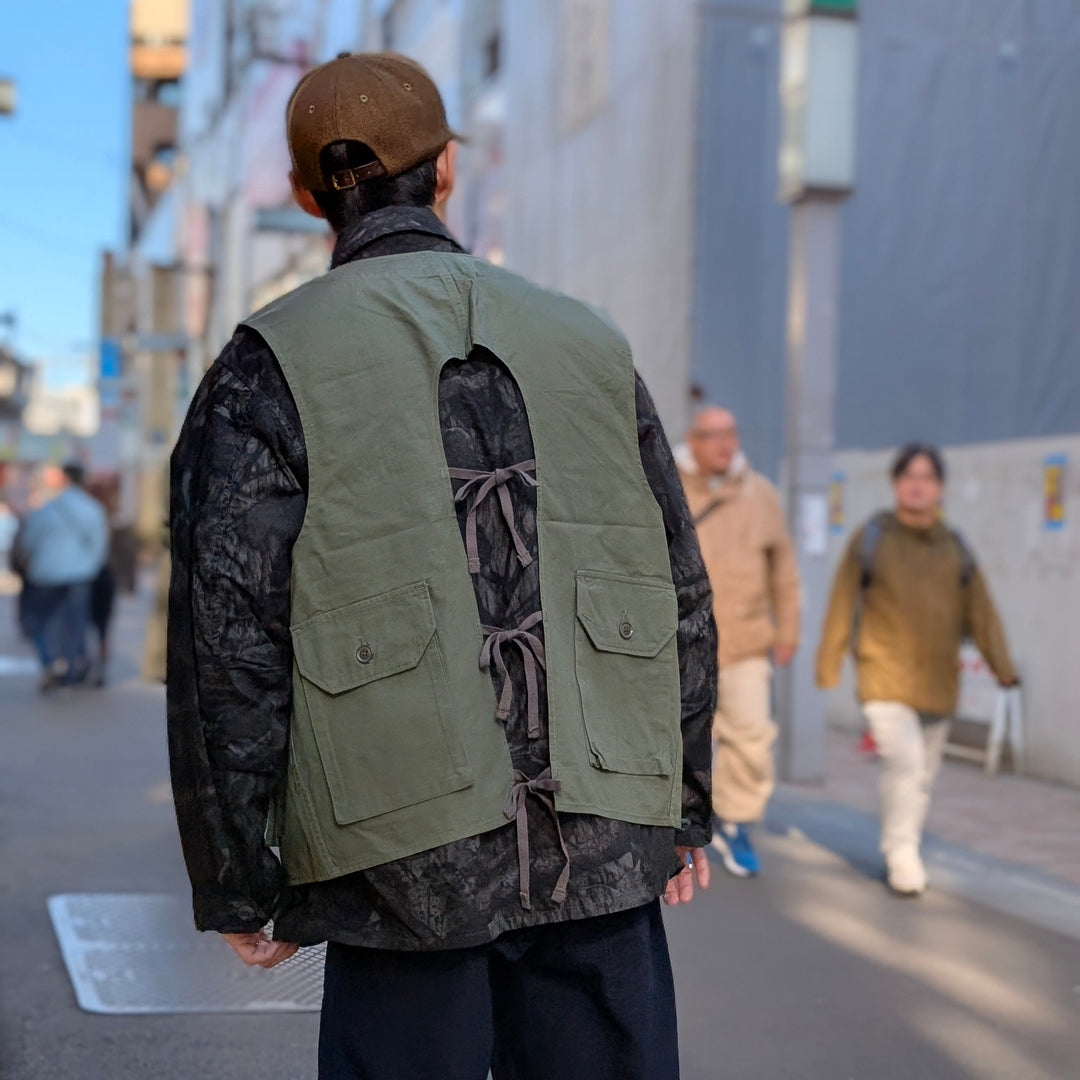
[863,701,952,859]
[711,656,777,823]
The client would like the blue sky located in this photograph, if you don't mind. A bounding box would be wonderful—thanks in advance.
[0,1,128,387]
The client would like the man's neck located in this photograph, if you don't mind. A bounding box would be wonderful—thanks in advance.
[712,451,747,483]
[895,506,937,530]
[331,205,461,268]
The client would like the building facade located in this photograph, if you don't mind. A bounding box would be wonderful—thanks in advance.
[499,0,1080,785]
[96,0,191,546]
[174,0,505,372]
[145,0,1080,785]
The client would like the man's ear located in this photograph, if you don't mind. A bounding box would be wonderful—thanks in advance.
[290,171,326,220]
[434,141,457,214]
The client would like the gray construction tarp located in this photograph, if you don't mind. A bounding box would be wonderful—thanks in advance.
[692,0,1080,477]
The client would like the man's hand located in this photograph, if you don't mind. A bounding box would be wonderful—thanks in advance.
[663,846,711,906]
[773,642,797,667]
[221,930,299,969]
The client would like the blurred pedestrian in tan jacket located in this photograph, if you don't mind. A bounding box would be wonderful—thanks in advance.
[677,406,801,877]
[817,444,1017,898]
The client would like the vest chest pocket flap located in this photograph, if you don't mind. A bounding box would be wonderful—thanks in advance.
[291,581,473,825]
[574,571,681,776]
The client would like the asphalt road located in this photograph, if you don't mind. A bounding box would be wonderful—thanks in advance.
[2,585,1078,1080]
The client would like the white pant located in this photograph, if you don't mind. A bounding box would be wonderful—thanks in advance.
[862,701,951,859]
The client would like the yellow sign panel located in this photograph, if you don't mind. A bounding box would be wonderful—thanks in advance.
[828,471,845,533]
[1044,455,1066,531]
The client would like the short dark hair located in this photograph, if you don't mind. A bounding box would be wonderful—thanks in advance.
[62,462,86,487]
[891,443,946,483]
[311,140,438,233]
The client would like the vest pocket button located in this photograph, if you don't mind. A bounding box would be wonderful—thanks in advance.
[355,643,375,664]
[619,621,634,640]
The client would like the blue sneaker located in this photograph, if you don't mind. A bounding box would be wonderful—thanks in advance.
[711,821,760,878]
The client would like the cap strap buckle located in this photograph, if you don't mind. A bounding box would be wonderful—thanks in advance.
[329,160,388,190]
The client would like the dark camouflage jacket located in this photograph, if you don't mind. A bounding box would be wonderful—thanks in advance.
[168,206,717,950]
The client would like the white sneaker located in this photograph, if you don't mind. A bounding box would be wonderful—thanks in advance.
[885,847,927,897]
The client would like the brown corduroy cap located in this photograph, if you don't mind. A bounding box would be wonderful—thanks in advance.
[287,52,457,193]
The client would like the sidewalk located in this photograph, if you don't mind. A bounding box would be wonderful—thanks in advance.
[800,730,1080,887]
[0,581,319,1080]
[4,582,1080,1080]
[770,729,1080,942]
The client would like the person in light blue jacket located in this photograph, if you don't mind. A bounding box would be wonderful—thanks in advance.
[15,463,108,689]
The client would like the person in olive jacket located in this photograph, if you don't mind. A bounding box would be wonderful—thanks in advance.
[817,444,1017,897]
[168,53,716,1080]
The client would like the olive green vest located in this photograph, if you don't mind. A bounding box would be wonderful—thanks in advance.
[243,251,681,885]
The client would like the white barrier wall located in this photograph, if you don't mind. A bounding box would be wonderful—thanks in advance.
[502,0,699,435]
[824,436,1080,787]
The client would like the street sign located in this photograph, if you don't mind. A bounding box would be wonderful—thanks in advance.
[779,3,859,202]
[100,337,122,380]
[828,470,846,533]
[785,0,857,15]
[1044,454,1067,531]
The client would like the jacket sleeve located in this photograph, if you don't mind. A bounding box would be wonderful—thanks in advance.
[764,483,801,647]
[167,331,306,934]
[815,529,863,689]
[89,500,110,575]
[635,376,717,849]
[966,567,1018,686]
[9,516,28,576]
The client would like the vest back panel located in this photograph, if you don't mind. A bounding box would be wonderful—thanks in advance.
[244,251,681,883]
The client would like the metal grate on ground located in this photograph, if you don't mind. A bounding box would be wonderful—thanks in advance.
[48,893,325,1014]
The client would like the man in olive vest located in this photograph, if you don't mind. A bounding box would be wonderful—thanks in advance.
[168,53,717,1080]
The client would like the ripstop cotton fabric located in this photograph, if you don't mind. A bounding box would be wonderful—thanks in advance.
[243,251,684,884]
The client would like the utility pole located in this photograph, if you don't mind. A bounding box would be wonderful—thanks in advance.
[2,82,16,370]
[774,0,858,783]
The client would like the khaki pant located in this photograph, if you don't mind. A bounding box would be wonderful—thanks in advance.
[711,656,777,823]
[863,701,951,858]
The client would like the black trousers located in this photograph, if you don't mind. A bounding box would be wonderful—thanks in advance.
[318,900,679,1080]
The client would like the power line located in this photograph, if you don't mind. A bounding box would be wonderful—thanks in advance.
[0,212,108,273]
[2,124,125,173]
[15,326,93,357]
